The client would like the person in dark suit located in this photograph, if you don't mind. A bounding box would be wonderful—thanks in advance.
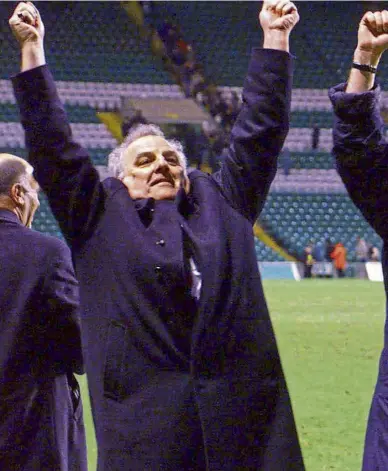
[329,8,388,471]
[0,153,87,470]
[10,1,304,469]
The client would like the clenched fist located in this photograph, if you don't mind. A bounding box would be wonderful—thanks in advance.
[357,10,388,57]
[9,2,44,47]
[260,0,299,35]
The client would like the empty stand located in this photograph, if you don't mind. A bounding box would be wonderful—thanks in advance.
[259,193,382,262]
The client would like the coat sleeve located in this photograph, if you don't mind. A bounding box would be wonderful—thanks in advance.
[41,240,84,375]
[212,48,294,224]
[329,82,388,239]
[12,65,105,247]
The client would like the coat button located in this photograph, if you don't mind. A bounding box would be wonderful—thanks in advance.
[155,265,162,274]
[156,239,165,247]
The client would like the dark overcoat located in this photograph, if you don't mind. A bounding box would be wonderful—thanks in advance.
[0,210,87,470]
[330,83,388,471]
[13,48,304,470]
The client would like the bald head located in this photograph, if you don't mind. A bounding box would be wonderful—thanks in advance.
[0,154,39,227]
[0,154,33,195]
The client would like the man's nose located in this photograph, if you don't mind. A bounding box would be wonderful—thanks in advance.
[155,154,169,169]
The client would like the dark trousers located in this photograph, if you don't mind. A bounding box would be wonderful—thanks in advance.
[337,268,345,278]
[304,265,312,278]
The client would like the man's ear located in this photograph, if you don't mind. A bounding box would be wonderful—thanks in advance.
[10,183,25,205]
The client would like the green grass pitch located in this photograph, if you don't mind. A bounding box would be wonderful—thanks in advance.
[78,279,386,470]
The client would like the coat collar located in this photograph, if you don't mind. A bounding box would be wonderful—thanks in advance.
[0,209,22,225]
[133,186,197,227]
[104,175,199,222]
[175,186,197,218]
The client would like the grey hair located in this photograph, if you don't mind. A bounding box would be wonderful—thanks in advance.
[108,123,188,179]
[0,154,33,195]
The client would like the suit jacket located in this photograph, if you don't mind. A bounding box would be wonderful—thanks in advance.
[330,83,388,471]
[0,210,87,470]
[13,48,304,470]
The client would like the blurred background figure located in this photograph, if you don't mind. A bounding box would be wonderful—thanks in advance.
[330,242,347,278]
[303,244,315,278]
[355,236,369,278]
[280,146,293,177]
[369,245,380,262]
[311,123,320,151]
[121,109,148,138]
[325,238,334,262]
[311,239,327,278]
[355,236,369,263]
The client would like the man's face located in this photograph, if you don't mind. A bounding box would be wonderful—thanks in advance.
[121,135,190,200]
[21,175,40,228]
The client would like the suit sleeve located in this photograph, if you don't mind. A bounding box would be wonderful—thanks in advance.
[12,65,105,247]
[42,240,84,375]
[329,82,388,239]
[212,48,294,224]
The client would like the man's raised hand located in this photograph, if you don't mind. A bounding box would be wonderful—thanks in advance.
[9,2,44,47]
[357,10,388,59]
[260,0,299,35]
